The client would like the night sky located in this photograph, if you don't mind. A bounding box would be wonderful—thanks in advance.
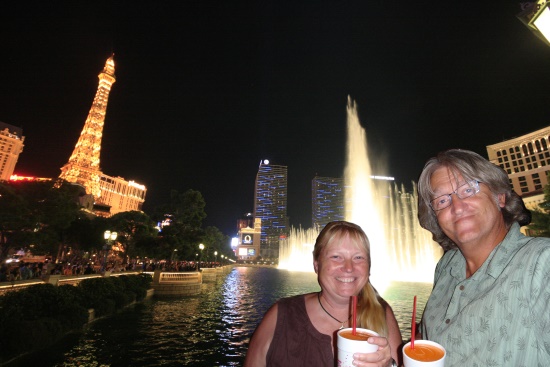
[3,1,550,236]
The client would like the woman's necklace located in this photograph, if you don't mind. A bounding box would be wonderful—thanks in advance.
[317,292,351,330]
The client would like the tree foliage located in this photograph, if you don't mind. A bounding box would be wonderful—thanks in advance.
[0,274,152,363]
[107,210,157,262]
[0,182,29,259]
[527,174,550,237]
[152,189,208,259]
[0,180,80,259]
[202,226,230,261]
[0,181,231,263]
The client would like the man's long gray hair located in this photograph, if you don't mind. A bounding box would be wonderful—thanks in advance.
[417,149,531,250]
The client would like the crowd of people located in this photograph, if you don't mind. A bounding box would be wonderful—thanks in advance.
[0,260,129,282]
[0,258,223,283]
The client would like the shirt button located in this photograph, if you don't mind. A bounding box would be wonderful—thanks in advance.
[459,285,465,290]
[445,319,450,324]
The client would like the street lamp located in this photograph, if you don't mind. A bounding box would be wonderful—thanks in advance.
[518,1,550,45]
[102,230,118,272]
[171,249,178,261]
[214,251,218,266]
[198,243,204,270]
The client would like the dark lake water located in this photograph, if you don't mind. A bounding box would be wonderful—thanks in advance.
[8,267,431,367]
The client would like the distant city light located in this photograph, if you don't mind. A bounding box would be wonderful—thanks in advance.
[533,4,550,43]
[129,180,146,190]
[370,175,394,181]
[9,175,51,182]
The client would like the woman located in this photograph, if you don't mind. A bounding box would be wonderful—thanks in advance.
[244,221,402,367]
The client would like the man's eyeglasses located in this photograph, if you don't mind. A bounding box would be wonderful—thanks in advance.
[430,180,481,211]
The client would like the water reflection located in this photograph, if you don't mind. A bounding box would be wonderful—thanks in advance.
[9,267,431,367]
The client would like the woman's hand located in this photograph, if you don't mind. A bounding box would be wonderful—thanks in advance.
[352,336,393,367]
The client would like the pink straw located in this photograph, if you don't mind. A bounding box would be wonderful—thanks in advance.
[352,295,357,335]
[411,295,417,349]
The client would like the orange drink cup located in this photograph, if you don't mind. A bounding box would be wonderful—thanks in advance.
[337,328,379,367]
[403,340,446,367]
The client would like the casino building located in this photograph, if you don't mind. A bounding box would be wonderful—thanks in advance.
[486,125,550,210]
[0,121,25,182]
[235,218,262,261]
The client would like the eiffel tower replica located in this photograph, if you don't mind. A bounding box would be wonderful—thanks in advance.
[58,55,116,199]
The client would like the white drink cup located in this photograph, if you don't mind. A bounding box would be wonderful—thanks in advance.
[336,328,379,367]
[403,340,446,367]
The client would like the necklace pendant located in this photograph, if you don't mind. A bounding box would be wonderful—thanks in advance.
[339,323,345,330]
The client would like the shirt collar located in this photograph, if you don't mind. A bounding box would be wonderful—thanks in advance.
[448,222,524,280]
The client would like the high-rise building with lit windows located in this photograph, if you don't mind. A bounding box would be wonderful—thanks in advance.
[0,121,25,181]
[254,160,288,260]
[58,56,146,216]
[311,176,346,230]
[97,175,147,215]
[486,125,550,210]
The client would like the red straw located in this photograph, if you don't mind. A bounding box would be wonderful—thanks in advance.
[352,295,357,335]
[411,295,417,349]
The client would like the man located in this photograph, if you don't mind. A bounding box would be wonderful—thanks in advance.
[416,149,550,366]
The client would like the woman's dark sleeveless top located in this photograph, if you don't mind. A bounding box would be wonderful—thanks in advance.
[266,294,334,367]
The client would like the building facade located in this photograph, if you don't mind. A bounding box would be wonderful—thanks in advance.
[311,176,346,230]
[237,213,255,231]
[253,160,289,260]
[0,122,25,181]
[235,218,262,261]
[486,125,550,210]
[97,175,147,215]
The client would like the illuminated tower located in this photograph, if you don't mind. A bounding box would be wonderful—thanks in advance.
[253,160,289,259]
[58,56,116,198]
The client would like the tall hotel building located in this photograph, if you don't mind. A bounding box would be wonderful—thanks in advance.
[0,122,25,181]
[254,160,289,260]
[58,56,146,216]
[311,176,346,230]
[486,125,550,210]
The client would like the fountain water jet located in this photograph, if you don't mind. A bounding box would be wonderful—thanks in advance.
[344,98,391,292]
[278,98,443,293]
[277,227,317,271]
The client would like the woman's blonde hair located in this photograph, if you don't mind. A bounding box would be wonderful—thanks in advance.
[358,282,388,337]
[313,221,388,336]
